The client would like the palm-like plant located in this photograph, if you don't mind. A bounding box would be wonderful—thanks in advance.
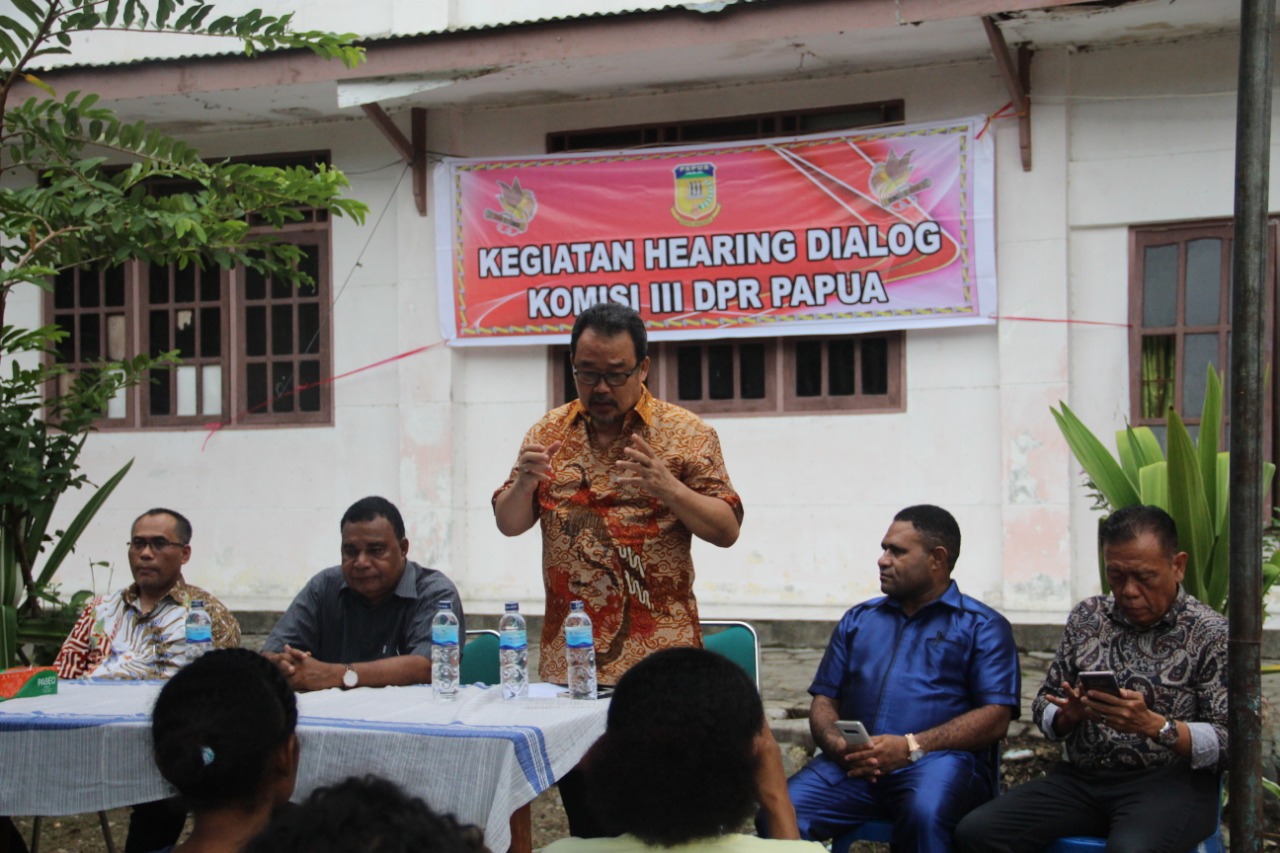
[1051,367,1280,613]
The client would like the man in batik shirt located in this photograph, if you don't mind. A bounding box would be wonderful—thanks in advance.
[52,507,239,853]
[55,508,239,679]
[493,302,743,688]
[955,505,1227,853]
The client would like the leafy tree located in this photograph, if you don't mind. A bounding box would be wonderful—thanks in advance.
[0,0,369,665]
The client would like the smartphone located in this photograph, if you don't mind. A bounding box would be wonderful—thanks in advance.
[1078,670,1122,697]
[836,719,871,747]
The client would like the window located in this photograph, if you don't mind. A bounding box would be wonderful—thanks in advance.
[552,333,903,415]
[547,102,907,416]
[1130,221,1276,450]
[46,156,334,429]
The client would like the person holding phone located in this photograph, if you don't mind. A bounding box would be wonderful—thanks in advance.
[778,505,1020,852]
[955,505,1227,853]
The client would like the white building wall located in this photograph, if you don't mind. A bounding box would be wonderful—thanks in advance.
[28,27,1280,624]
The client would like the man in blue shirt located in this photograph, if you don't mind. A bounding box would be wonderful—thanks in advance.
[784,505,1020,852]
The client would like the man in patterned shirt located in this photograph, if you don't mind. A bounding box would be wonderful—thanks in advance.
[955,505,1227,853]
[51,507,240,853]
[493,303,743,839]
[493,302,743,687]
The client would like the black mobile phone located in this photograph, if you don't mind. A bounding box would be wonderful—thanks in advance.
[1078,670,1121,697]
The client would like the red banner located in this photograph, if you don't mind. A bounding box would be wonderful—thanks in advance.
[436,117,995,345]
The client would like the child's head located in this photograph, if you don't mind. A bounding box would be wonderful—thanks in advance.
[152,648,299,810]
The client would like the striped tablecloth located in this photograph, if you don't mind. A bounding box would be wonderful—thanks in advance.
[0,680,608,852]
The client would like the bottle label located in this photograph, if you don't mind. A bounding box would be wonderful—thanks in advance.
[500,629,527,649]
[186,625,212,643]
[565,625,593,648]
[433,624,459,645]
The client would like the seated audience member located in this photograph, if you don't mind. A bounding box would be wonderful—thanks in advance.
[150,648,299,853]
[262,496,465,691]
[55,508,241,853]
[780,505,1020,853]
[244,775,488,853]
[545,646,821,852]
[955,505,1227,853]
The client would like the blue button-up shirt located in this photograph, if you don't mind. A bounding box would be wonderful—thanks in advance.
[810,581,1021,737]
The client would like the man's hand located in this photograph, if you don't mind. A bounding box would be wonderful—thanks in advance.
[840,735,912,780]
[1081,688,1163,738]
[265,644,342,692]
[514,440,563,490]
[615,435,680,501]
[1044,680,1093,735]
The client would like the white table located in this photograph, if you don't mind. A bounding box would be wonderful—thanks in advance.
[0,680,608,852]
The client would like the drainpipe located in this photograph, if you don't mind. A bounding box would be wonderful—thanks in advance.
[1229,1,1273,850]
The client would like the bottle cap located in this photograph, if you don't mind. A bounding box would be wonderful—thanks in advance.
[505,602,519,611]
[437,600,453,610]
[570,600,585,611]
[190,600,205,607]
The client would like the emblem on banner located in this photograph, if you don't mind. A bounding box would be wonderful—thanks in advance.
[869,149,932,211]
[484,179,538,235]
[670,163,721,227]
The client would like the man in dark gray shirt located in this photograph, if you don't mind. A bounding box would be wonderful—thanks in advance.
[262,496,465,691]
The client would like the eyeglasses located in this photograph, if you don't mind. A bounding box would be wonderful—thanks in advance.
[572,364,641,388]
[127,537,185,552]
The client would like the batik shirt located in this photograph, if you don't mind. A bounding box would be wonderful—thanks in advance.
[495,386,743,686]
[1033,588,1227,772]
[54,577,240,679]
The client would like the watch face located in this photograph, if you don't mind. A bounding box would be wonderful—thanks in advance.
[343,668,358,688]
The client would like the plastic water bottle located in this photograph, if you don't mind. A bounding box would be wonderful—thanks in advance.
[499,602,529,700]
[184,600,213,663]
[564,601,597,700]
[431,600,460,701]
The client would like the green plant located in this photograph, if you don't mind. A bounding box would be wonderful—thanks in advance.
[1051,367,1278,614]
[0,1,369,667]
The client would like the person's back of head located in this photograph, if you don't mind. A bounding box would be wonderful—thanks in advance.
[152,648,299,812]
[584,646,763,846]
[244,775,488,853]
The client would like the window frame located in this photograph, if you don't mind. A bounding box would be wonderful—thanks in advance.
[1128,219,1277,454]
[44,155,336,431]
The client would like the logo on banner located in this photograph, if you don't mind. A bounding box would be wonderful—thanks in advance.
[483,179,538,235]
[869,149,932,211]
[670,163,721,227]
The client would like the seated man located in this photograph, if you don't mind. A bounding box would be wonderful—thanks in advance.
[955,505,1226,853]
[262,496,464,691]
[545,646,819,852]
[781,505,1020,853]
[55,507,240,679]
[53,507,241,853]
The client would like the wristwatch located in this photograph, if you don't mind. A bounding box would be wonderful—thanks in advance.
[342,665,359,689]
[1156,717,1179,747]
[905,733,925,762]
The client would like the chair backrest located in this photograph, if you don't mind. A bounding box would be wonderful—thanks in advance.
[460,629,501,686]
[701,620,760,690]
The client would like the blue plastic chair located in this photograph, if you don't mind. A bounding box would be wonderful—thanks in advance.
[1044,776,1225,853]
[459,629,500,686]
[701,620,760,689]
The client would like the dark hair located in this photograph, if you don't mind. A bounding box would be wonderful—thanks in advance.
[152,648,297,810]
[569,302,648,362]
[134,508,193,545]
[244,775,488,853]
[584,647,763,846]
[341,496,406,540]
[894,504,961,570]
[1099,504,1179,556]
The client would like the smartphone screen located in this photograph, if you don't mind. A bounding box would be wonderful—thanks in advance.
[1078,670,1121,697]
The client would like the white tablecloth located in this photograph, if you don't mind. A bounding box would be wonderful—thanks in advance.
[0,680,608,852]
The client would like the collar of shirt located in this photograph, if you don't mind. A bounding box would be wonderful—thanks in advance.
[874,579,963,616]
[337,560,421,602]
[567,385,656,431]
[118,575,192,613]
[1104,584,1186,630]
